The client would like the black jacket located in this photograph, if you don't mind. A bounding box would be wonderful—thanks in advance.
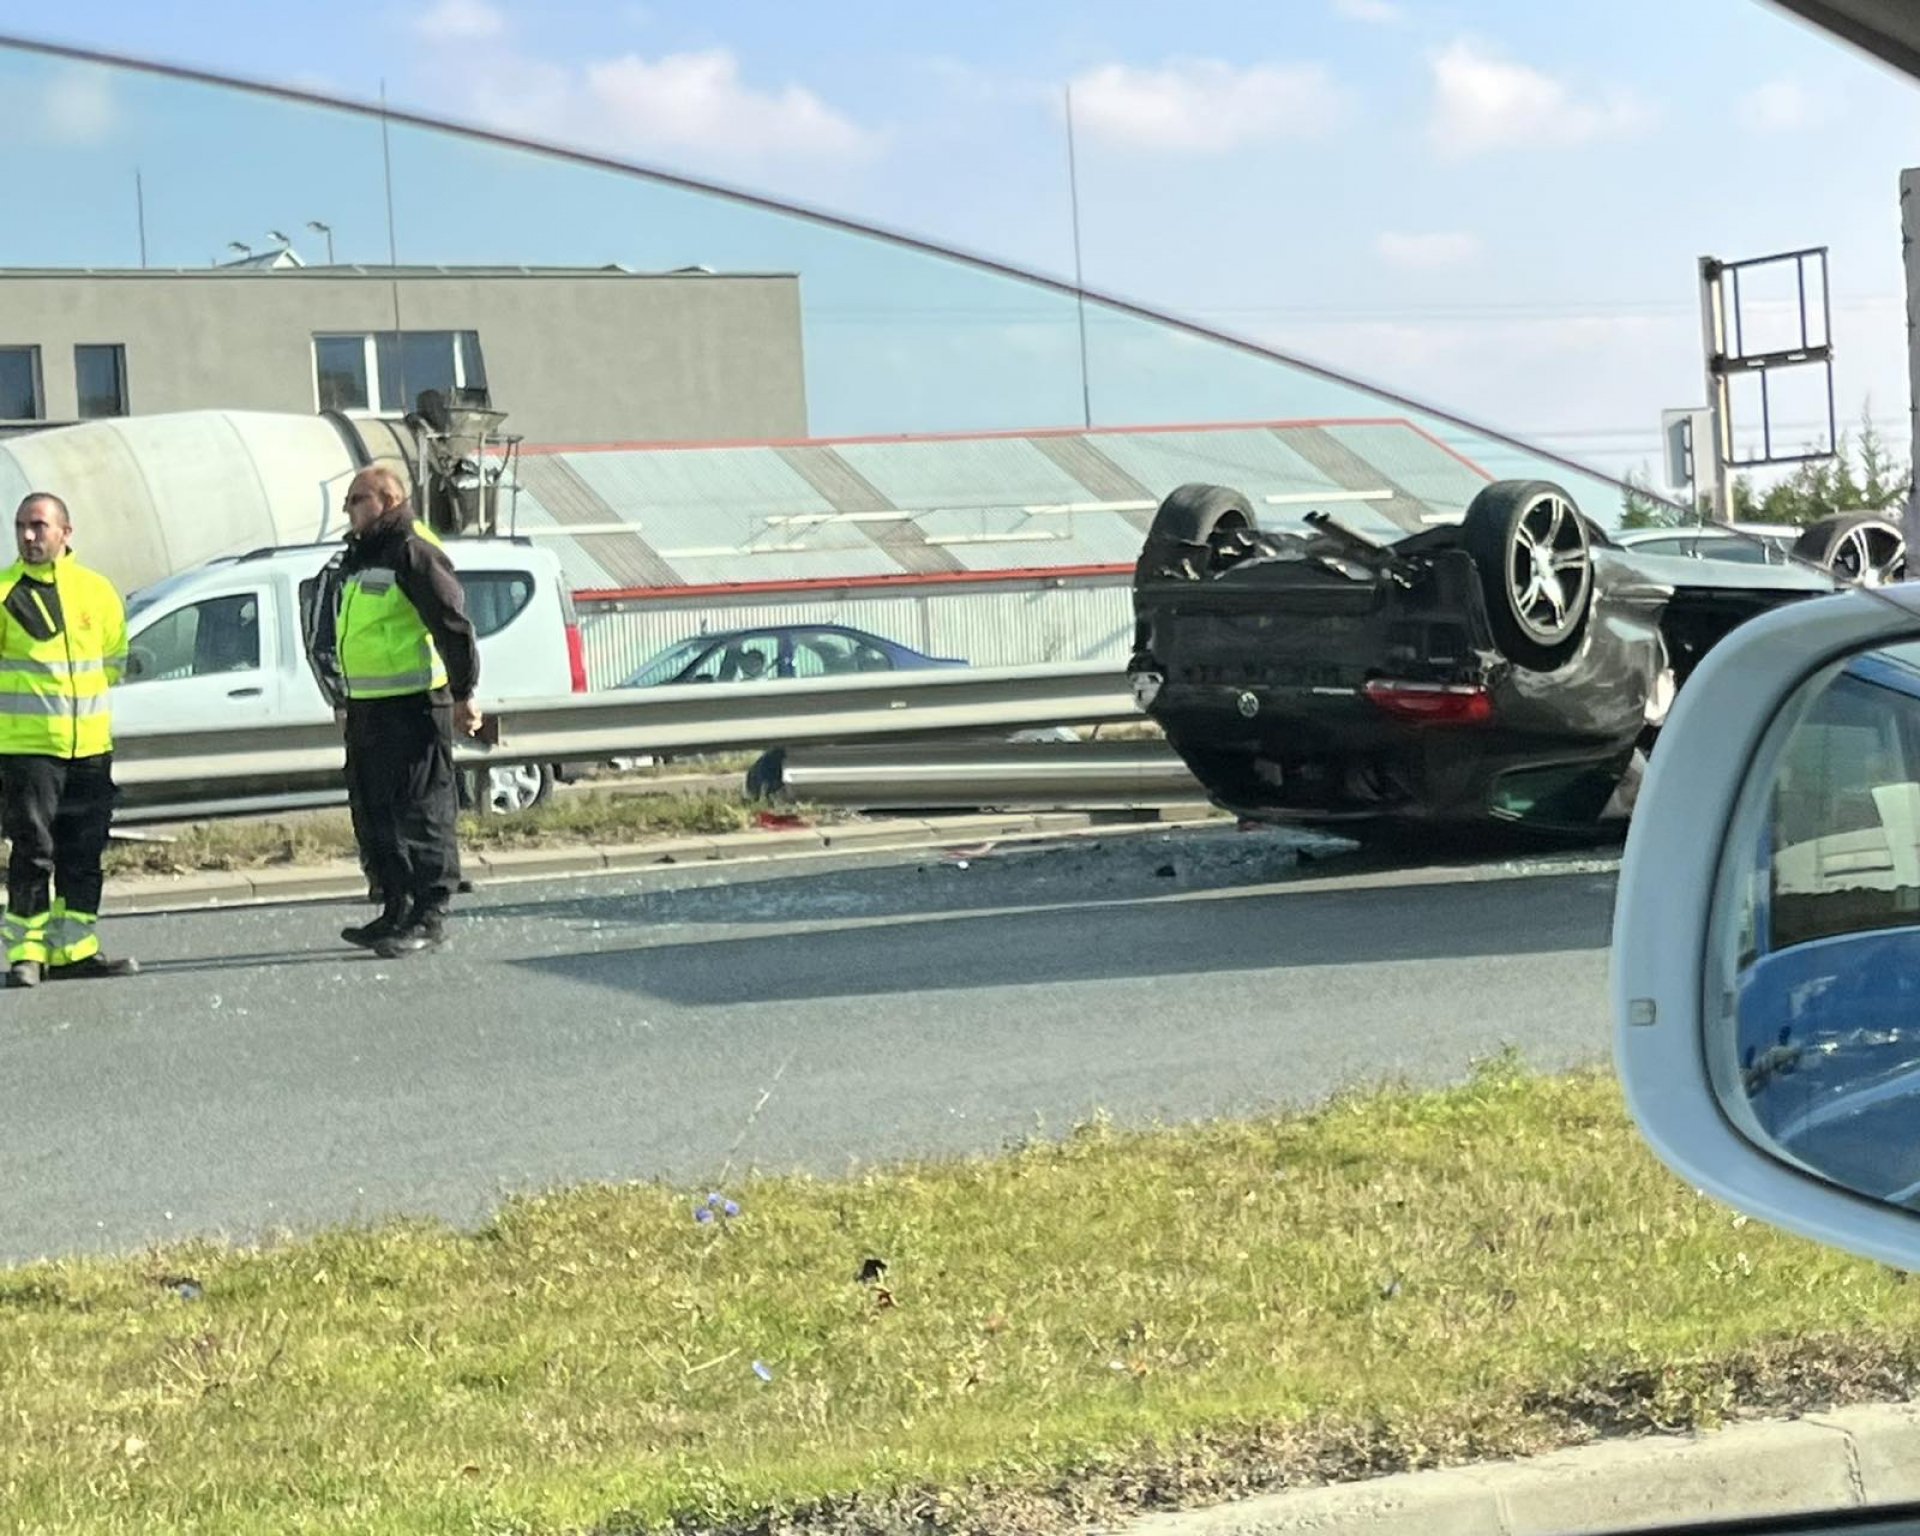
[302,512,480,706]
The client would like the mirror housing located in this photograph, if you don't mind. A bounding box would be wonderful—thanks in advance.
[1614,584,1920,1271]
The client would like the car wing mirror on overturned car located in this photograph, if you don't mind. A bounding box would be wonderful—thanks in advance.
[1613,580,1920,1270]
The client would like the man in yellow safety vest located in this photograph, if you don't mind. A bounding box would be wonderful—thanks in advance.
[0,493,137,987]
[329,465,482,957]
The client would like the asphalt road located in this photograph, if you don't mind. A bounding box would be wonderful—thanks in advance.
[0,827,1622,1264]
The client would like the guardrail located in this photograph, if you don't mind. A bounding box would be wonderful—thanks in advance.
[108,664,1144,815]
[776,739,1202,810]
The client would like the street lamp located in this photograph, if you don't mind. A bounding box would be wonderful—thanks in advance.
[306,219,335,264]
[226,240,253,260]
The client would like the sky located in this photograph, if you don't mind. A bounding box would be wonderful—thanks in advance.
[0,0,1917,503]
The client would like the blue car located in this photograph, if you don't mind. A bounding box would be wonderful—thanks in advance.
[621,624,967,687]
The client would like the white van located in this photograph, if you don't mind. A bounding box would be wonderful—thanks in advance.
[113,536,589,817]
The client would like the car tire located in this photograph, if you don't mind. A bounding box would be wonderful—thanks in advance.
[485,762,553,815]
[1135,483,1259,583]
[745,748,787,801]
[1791,513,1907,586]
[1461,479,1594,671]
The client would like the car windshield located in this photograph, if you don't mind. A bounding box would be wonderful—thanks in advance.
[622,636,715,688]
[4,8,1917,1535]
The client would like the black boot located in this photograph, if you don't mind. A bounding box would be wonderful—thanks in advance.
[47,954,139,980]
[343,901,408,949]
[376,905,447,958]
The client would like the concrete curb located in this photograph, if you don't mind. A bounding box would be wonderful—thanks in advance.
[1116,1403,1920,1536]
[105,806,1225,914]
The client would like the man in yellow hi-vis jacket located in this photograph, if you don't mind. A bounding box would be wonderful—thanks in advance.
[328,466,481,958]
[0,493,137,988]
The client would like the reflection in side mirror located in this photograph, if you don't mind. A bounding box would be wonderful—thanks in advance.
[1710,641,1920,1210]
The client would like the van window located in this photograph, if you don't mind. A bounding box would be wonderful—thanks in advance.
[462,571,535,639]
[297,568,534,641]
[126,594,261,683]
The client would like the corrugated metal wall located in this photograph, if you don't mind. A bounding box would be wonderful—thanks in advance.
[578,581,1132,689]
[514,419,1499,595]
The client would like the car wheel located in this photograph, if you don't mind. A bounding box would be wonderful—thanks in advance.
[1461,480,1594,671]
[1791,513,1906,586]
[1135,483,1259,582]
[745,748,787,800]
[486,762,553,815]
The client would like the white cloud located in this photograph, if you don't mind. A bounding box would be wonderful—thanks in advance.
[1334,0,1404,22]
[1428,40,1652,157]
[1068,58,1347,153]
[1738,79,1817,133]
[1376,230,1480,269]
[413,0,507,41]
[41,65,115,144]
[582,50,874,159]
[430,46,879,168]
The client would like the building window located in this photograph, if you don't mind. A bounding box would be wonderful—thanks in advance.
[0,347,44,421]
[74,344,128,419]
[314,335,370,412]
[312,331,488,415]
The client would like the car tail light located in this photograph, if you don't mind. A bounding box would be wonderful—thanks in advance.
[565,624,589,693]
[558,585,589,692]
[1363,679,1494,724]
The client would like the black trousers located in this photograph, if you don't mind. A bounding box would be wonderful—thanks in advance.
[343,696,462,913]
[3,751,115,929]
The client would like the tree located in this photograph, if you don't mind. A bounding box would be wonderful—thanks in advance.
[1618,467,1677,529]
[1733,408,1911,528]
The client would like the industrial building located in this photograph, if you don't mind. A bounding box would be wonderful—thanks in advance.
[506,417,1496,684]
[0,260,805,447]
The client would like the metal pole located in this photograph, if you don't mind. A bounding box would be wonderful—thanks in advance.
[379,80,406,414]
[1902,169,1920,557]
[1064,84,1093,430]
[134,169,147,269]
[1698,256,1733,523]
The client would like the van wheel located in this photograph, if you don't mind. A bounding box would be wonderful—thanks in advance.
[486,762,553,814]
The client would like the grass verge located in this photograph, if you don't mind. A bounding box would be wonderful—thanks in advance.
[101,790,840,878]
[3,1057,1917,1534]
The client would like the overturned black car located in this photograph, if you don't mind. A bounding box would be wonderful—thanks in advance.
[1127,480,1901,842]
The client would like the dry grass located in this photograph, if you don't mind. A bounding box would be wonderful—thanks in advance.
[1,1057,1914,1533]
[101,792,842,878]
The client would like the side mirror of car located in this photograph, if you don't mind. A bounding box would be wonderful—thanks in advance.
[1614,583,1920,1271]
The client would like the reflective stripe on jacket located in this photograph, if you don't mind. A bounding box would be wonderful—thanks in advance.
[0,555,126,758]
